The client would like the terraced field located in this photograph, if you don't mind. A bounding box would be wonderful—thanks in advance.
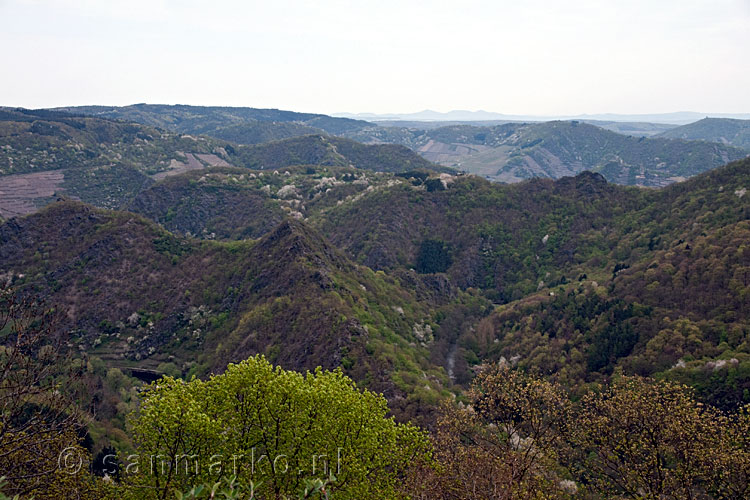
[0,170,66,217]
[0,145,243,218]
[416,140,491,164]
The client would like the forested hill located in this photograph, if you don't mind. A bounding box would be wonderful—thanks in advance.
[54,103,372,139]
[306,158,750,404]
[346,120,748,186]
[2,157,749,410]
[231,134,448,172]
[0,200,450,422]
[48,104,749,187]
[657,117,750,150]
[2,153,749,497]
[0,108,444,217]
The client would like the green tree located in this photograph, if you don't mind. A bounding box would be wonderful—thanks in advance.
[126,355,429,499]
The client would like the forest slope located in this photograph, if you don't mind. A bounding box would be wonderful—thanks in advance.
[657,117,750,150]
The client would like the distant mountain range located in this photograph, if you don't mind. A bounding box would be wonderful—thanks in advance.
[364,119,680,137]
[39,104,749,188]
[334,109,750,124]
[346,121,748,186]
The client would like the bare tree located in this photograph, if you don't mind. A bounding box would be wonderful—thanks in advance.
[0,283,91,497]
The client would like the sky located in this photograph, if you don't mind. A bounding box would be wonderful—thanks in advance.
[1,0,749,115]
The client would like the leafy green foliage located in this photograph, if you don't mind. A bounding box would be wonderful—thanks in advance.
[127,355,429,499]
[569,376,741,499]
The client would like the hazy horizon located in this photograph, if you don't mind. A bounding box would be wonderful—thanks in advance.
[2,0,749,115]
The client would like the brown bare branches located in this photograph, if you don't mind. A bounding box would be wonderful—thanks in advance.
[0,283,90,497]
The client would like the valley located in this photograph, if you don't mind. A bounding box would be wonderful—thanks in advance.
[4,1,750,496]
[1,105,749,499]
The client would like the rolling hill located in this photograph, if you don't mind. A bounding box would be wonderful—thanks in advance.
[1,153,749,464]
[206,120,325,144]
[347,121,748,186]
[54,103,372,138]
[657,117,750,150]
[44,104,748,186]
[229,134,447,172]
[125,165,405,240]
[0,109,445,217]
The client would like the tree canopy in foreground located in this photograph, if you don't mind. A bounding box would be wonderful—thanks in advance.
[126,355,429,499]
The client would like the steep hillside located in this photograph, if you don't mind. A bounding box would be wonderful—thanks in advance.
[346,121,747,186]
[657,117,750,150]
[312,170,646,301]
[459,158,750,407]
[126,168,287,240]
[302,158,750,395]
[126,165,400,239]
[0,201,454,420]
[54,103,372,137]
[489,121,746,185]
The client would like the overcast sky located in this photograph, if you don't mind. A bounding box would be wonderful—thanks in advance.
[1,0,749,115]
